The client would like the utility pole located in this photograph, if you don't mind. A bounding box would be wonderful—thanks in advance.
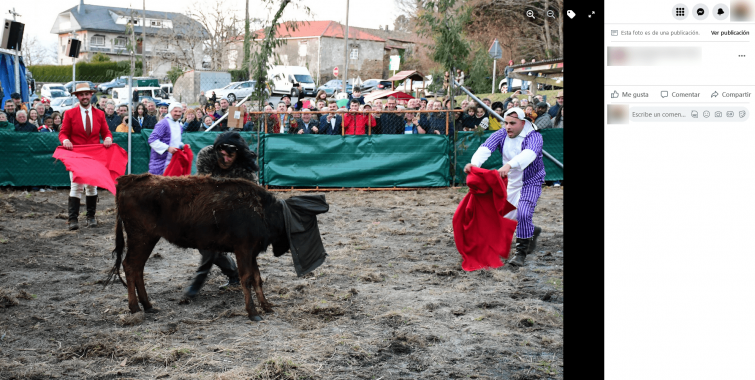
[72,29,77,85]
[9,8,21,94]
[341,0,349,94]
[142,0,147,75]
[127,11,136,174]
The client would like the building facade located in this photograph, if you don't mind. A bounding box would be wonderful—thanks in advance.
[50,1,207,80]
[227,21,389,86]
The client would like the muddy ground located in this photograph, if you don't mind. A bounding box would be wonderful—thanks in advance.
[0,186,563,380]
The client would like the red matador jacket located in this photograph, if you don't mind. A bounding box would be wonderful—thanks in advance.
[453,166,518,271]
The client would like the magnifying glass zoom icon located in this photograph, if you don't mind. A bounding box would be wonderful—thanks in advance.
[527,10,534,18]
[547,10,555,18]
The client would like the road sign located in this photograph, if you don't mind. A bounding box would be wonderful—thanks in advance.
[333,67,339,76]
[488,39,503,60]
[389,55,400,71]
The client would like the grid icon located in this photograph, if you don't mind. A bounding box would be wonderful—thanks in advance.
[676,7,685,16]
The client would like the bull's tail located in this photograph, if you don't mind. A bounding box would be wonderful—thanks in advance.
[104,213,128,288]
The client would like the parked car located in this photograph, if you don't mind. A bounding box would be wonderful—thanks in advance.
[160,83,173,97]
[64,80,97,93]
[268,66,317,97]
[50,96,79,113]
[40,83,70,99]
[361,79,393,93]
[98,76,128,95]
[316,79,353,96]
[42,90,70,103]
[206,80,268,103]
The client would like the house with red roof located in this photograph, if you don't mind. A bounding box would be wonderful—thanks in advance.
[227,21,394,85]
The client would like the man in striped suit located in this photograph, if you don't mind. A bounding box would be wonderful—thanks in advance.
[464,107,545,268]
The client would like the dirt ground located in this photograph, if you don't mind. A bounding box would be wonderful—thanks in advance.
[0,186,563,380]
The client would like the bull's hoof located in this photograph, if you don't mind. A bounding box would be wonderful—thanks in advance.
[144,307,160,314]
[249,315,264,322]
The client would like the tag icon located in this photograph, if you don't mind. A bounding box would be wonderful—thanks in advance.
[567,10,576,18]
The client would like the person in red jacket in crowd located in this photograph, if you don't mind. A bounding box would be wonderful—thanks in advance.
[342,99,376,135]
[58,83,113,231]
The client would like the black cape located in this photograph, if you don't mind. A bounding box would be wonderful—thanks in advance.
[280,195,329,276]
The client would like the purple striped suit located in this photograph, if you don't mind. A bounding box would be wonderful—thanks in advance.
[481,129,546,238]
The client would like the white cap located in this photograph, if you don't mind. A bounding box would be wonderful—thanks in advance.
[168,103,182,113]
[504,107,525,120]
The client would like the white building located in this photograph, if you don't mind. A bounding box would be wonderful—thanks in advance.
[50,0,207,79]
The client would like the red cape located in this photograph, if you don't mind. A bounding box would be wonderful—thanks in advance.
[53,144,128,195]
[453,166,518,271]
[163,145,193,177]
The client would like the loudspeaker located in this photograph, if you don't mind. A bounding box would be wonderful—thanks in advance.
[2,19,24,50]
[66,39,81,58]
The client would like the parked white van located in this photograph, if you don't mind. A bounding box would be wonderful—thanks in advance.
[112,86,175,105]
[267,66,317,97]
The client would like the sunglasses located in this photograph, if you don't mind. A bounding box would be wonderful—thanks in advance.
[218,144,238,153]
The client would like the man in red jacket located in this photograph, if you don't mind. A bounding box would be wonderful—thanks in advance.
[59,83,113,230]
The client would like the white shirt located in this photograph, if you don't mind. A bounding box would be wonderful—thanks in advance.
[79,104,93,131]
[470,121,537,191]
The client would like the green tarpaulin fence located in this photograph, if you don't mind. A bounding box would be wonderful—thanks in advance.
[454,129,563,184]
[264,134,450,187]
[0,129,562,187]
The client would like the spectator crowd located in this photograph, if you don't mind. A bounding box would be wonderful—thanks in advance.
[1,82,562,135]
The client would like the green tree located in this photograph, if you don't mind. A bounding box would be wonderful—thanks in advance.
[91,52,111,63]
[249,0,311,110]
[167,66,184,85]
[415,0,471,73]
[463,45,494,94]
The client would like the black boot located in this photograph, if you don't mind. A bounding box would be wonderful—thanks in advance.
[67,197,80,231]
[508,238,531,267]
[184,250,214,299]
[85,195,98,228]
[527,226,542,255]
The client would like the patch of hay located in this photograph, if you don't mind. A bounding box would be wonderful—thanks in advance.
[0,288,19,308]
[59,340,132,360]
[250,357,320,380]
[16,289,35,300]
[119,311,145,326]
[360,272,384,283]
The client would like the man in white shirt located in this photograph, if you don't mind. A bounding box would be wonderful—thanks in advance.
[148,103,190,175]
[464,108,546,268]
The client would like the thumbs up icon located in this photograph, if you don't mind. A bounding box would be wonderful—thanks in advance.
[611,91,619,98]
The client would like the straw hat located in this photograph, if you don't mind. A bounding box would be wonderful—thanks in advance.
[71,82,96,95]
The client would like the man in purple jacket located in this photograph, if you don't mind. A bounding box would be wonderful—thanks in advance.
[464,107,545,268]
[148,103,190,175]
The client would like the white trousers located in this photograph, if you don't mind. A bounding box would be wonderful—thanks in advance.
[69,171,97,198]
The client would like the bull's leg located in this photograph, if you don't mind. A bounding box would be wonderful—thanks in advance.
[123,234,160,314]
[251,256,273,313]
[234,249,262,322]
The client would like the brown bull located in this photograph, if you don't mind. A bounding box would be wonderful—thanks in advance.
[106,174,291,321]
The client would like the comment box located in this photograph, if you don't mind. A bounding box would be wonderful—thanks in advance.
[630,107,749,122]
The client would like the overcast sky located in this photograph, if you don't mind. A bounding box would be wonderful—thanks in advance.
[6,0,403,64]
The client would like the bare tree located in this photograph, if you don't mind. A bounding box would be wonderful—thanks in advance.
[155,13,207,70]
[393,15,412,32]
[468,0,564,60]
[186,2,243,70]
[21,35,55,66]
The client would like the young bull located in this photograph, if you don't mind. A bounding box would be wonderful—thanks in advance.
[107,173,291,321]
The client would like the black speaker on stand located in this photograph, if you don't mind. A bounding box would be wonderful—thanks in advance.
[2,19,24,50]
[66,39,81,58]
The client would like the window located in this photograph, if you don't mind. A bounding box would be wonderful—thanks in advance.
[151,20,162,27]
[114,37,127,47]
[350,48,358,60]
[91,35,105,46]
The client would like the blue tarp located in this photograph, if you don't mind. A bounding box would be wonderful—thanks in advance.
[0,52,29,105]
